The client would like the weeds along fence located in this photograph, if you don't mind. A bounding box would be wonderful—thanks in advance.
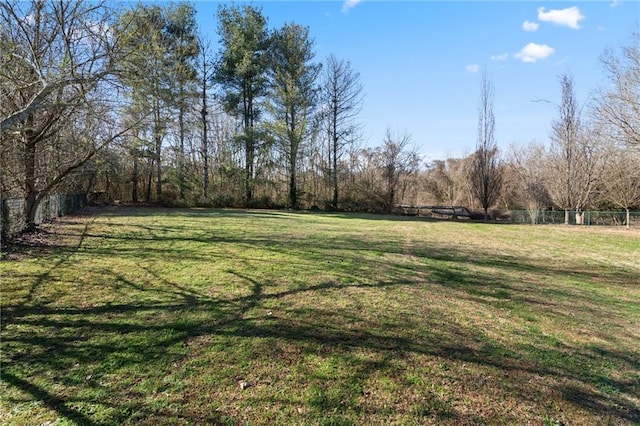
[1,193,87,240]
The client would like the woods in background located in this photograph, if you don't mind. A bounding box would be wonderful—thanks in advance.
[1,1,639,234]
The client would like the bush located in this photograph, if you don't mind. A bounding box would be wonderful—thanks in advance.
[156,185,189,208]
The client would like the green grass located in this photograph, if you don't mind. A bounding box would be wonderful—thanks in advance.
[1,206,639,425]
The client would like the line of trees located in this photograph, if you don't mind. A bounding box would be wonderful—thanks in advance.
[1,1,638,235]
[424,61,639,226]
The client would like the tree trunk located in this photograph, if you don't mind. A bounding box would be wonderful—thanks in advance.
[146,166,153,202]
[332,133,338,210]
[23,132,38,231]
[331,112,339,210]
[178,99,185,200]
[387,188,395,214]
[154,101,162,199]
[201,87,209,199]
[290,145,298,209]
[132,155,138,202]
[245,143,253,206]
[564,209,570,225]
[626,207,631,229]
[103,171,109,199]
[23,194,39,232]
[244,88,254,207]
[155,135,162,199]
[289,170,297,210]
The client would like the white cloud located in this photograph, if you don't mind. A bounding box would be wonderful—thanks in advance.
[465,64,480,73]
[491,53,508,61]
[537,6,585,29]
[342,0,362,13]
[522,20,539,32]
[23,13,35,26]
[515,43,554,63]
[610,0,620,7]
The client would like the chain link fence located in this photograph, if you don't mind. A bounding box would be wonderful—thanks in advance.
[499,210,640,227]
[2,199,637,247]
[398,205,639,228]
[1,193,87,241]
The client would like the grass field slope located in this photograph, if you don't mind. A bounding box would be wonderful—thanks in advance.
[1,207,639,425]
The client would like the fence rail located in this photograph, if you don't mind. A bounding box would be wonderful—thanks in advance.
[500,210,640,226]
[397,205,640,227]
[1,193,87,241]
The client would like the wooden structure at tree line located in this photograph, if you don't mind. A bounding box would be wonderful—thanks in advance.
[396,205,474,219]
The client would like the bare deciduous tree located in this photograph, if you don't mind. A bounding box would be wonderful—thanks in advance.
[546,73,599,225]
[594,31,640,147]
[600,141,640,228]
[424,160,456,205]
[470,72,502,220]
[377,129,419,213]
[422,157,471,207]
[198,36,215,199]
[0,0,132,231]
[322,54,363,210]
[508,142,553,223]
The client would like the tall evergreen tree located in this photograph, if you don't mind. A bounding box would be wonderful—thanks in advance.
[117,4,173,200]
[268,23,321,209]
[214,5,270,206]
[165,3,199,200]
[116,3,199,201]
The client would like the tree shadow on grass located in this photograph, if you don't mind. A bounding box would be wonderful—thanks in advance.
[2,208,639,424]
[2,371,95,425]
[4,274,639,424]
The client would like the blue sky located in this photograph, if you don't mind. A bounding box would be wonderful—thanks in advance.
[192,1,638,161]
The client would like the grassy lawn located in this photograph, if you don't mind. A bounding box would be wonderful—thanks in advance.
[1,206,639,425]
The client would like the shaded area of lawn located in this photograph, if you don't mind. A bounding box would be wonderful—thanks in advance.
[2,207,639,425]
